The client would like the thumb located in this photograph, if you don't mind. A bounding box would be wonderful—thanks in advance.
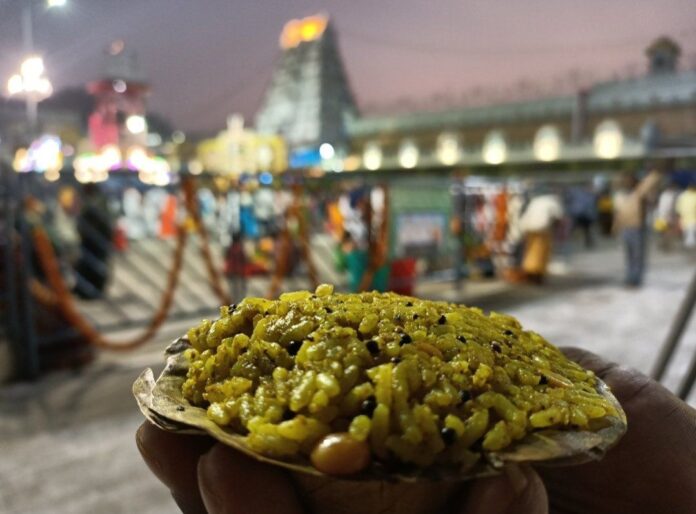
[197,444,305,514]
[459,465,548,514]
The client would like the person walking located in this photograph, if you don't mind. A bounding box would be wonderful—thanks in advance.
[224,231,247,302]
[567,186,597,248]
[596,186,614,237]
[676,183,696,250]
[519,187,564,284]
[73,183,115,299]
[612,170,661,287]
[654,182,679,251]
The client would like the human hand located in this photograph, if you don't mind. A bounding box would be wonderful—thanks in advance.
[135,347,696,514]
[135,422,546,514]
[538,347,696,514]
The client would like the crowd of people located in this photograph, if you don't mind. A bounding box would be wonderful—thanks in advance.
[447,168,696,288]
[20,168,696,303]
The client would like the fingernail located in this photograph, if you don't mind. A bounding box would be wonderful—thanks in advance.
[504,464,529,495]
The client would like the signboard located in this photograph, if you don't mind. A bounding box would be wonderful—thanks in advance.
[289,147,321,168]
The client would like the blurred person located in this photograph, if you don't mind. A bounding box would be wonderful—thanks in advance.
[338,187,368,248]
[73,183,115,299]
[334,231,362,292]
[468,193,496,278]
[519,187,564,284]
[50,192,80,264]
[566,186,597,248]
[143,187,167,237]
[675,183,696,250]
[23,196,59,280]
[136,347,696,514]
[325,197,345,241]
[20,196,94,369]
[254,185,276,237]
[239,183,260,239]
[198,187,218,234]
[502,188,528,283]
[612,170,661,287]
[653,182,679,251]
[224,231,247,302]
[596,186,614,237]
[159,191,178,240]
[122,187,147,240]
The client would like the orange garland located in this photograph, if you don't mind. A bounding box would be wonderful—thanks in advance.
[267,185,319,298]
[181,177,232,305]
[28,178,321,351]
[31,223,188,351]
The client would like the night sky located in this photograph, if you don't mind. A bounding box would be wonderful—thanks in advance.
[1,0,694,134]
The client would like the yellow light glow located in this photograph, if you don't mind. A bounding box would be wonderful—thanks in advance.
[7,74,23,95]
[45,169,60,182]
[93,168,109,183]
[533,125,561,162]
[363,142,382,171]
[127,146,149,170]
[343,155,361,171]
[188,159,203,175]
[279,15,328,49]
[593,120,623,159]
[126,114,147,135]
[482,130,507,165]
[398,140,419,169]
[257,145,274,169]
[13,148,29,172]
[436,132,461,166]
[100,145,122,169]
[21,56,44,80]
[75,168,92,184]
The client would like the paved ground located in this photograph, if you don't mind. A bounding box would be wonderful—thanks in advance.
[1,240,694,513]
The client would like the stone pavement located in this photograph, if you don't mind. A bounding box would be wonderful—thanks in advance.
[1,241,694,513]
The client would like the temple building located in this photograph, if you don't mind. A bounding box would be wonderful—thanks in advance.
[254,14,357,167]
[253,19,696,172]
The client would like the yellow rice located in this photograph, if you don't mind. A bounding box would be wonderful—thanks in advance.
[181,284,617,468]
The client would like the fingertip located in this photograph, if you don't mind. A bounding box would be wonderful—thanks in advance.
[198,444,304,514]
[136,421,213,513]
[459,465,547,514]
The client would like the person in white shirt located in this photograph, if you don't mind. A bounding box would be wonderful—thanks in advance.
[519,190,564,284]
[676,184,696,249]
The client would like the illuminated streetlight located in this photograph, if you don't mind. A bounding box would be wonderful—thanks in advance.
[594,120,623,159]
[482,130,507,165]
[126,114,147,134]
[436,132,461,166]
[363,142,382,171]
[9,0,67,131]
[319,142,335,160]
[533,125,562,162]
[7,55,53,128]
[398,139,419,169]
[21,55,44,78]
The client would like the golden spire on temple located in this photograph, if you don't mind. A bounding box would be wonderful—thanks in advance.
[279,14,328,49]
